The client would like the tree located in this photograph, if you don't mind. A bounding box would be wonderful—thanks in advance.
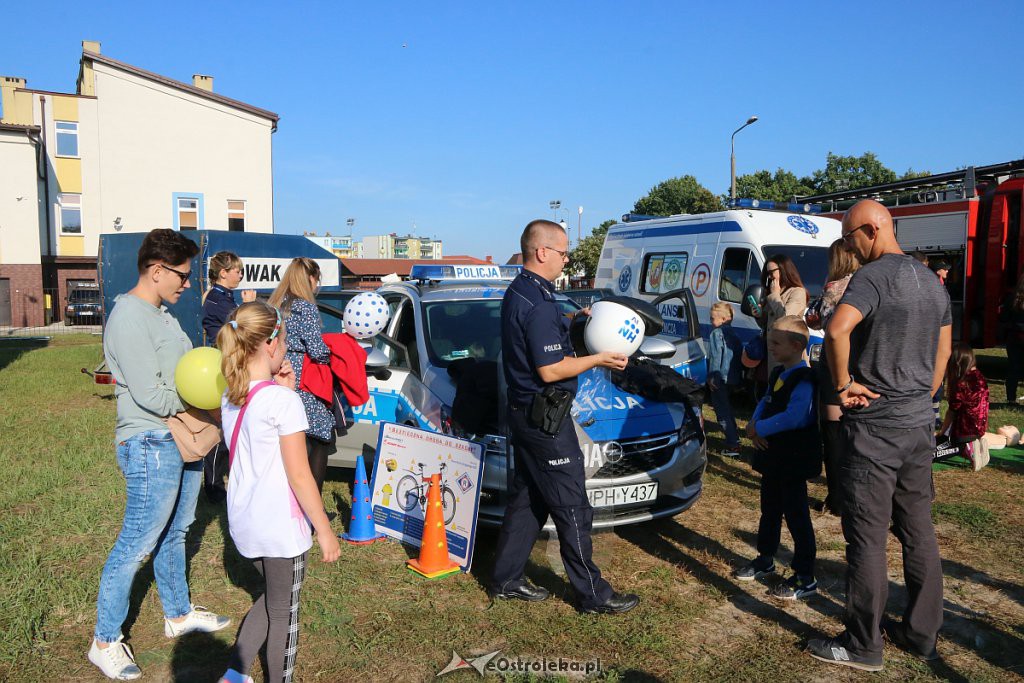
[633,175,722,217]
[809,152,900,194]
[728,168,815,204]
[569,219,616,279]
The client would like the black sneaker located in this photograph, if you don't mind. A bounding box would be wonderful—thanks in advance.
[881,618,939,661]
[770,574,817,600]
[733,558,775,582]
[806,637,883,672]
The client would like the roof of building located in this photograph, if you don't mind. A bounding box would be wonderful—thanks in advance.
[0,122,41,134]
[340,256,491,277]
[505,253,524,265]
[82,50,280,125]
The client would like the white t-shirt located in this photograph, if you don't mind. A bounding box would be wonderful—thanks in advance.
[222,382,312,559]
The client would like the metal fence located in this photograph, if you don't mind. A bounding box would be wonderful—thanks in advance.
[0,287,102,339]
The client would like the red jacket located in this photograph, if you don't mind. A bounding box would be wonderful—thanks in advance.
[949,367,988,440]
[299,333,369,407]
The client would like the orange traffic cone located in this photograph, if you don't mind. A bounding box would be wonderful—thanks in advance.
[406,473,460,579]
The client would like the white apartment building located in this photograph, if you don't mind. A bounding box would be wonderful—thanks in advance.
[0,40,278,327]
[360,233,443,259]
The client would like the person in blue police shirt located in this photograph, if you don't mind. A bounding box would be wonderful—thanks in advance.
[490,220,640,614]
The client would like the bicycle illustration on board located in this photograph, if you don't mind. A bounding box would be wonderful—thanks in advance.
[395,462,457,525]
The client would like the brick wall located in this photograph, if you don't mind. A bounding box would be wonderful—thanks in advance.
[0,264,44,327]
[55,265,99,321]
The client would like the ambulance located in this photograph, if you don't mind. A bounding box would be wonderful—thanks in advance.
[593,201,843,358]
[317,264,708,529]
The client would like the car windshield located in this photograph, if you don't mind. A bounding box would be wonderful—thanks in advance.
[69,289,100,303]
[423,300,504,366]
[761,245,830,298]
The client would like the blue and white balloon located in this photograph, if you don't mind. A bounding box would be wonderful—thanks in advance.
[343,292,390,339]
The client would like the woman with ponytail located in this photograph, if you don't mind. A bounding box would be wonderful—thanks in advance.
[216,302,340,683]
[268,258,336,493]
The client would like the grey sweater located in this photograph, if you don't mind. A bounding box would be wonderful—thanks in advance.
[104,293,191,443]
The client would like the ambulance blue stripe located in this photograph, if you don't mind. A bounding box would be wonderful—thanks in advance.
[605,220,744,243]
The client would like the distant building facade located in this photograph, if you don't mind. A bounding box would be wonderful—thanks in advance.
[0,40,278,327]
[360,233,442,259]
[303,232,362,259]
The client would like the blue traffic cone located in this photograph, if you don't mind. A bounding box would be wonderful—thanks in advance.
[341,454,385,545]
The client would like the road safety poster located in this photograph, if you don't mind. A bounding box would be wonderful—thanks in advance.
[368,422,485,571]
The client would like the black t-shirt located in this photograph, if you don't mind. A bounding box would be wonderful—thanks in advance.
[839,253,952,427]
[501,270,577,406]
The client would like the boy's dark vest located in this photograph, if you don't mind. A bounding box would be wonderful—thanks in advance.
[752,365,822,480]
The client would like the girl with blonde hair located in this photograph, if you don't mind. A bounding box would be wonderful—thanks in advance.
[201,250,256,502]
[268,258,336,492]
[808,238,861,515]
[216,301,340,683]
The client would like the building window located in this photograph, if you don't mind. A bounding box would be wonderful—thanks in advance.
[59,194,82,234]
[178,197,199,230]
[228,200,246,232]
[55,121,79,157]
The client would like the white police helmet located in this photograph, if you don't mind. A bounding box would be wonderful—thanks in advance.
[583,300,645,356]
[344,292,390,339]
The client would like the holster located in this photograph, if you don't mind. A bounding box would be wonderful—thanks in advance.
[529,386,573,436]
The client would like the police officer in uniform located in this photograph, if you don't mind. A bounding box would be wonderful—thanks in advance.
[490,219,640,614]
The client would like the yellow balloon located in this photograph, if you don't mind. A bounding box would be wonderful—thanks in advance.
[174,347,227,410]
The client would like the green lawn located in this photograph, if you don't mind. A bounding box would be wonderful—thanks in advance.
[0,339,1022,681]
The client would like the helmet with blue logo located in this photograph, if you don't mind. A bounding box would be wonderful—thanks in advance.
[583,300,646,356]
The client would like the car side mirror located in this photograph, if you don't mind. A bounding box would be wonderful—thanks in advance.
[740,284,764,318]
[638,336,676,359]
[365,348,389,369]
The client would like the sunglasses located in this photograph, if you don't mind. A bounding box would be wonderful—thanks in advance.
[842,224,871,244]
[149,262,192,284]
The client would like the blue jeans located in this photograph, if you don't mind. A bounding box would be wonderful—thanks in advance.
[94,430,203,642]
[709,384,740,446]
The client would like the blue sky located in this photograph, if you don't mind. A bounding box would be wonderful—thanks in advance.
[3,1,1023,260]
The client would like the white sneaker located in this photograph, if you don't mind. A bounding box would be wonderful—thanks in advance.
[88,637,142,680]
[164,604,231,638]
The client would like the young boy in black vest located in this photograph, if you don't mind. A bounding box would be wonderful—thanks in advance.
[734,315,823,599]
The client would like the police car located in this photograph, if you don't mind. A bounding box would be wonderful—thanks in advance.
[317,264,708,529]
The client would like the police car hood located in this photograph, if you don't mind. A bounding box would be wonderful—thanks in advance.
[573,367,685,442]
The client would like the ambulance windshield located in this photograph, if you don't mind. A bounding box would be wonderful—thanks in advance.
[423,300,504,366]
[760,245,830,298]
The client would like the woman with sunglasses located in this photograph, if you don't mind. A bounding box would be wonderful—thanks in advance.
[269,258,336,494]
[760,254,809,373]
[90,230,230,681]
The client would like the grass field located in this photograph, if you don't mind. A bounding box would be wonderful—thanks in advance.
[0,338,1022,682]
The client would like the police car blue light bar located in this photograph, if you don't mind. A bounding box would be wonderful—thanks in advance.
[408,264,522,281]
[728,198,822,214]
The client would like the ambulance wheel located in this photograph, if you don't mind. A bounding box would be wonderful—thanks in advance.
[441,485,457,525]
[396,475,418,512]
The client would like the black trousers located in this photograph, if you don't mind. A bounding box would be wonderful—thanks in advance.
[491,405,613,610]
[839,420,943,657]
[756,472,816,576]
[821,419,844,515]
[203,442,227,493]
[306,436,333,494]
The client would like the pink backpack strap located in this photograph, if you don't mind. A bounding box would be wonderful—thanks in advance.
[228,380,277,470]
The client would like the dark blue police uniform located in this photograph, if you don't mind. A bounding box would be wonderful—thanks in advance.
[201,284,238,346]
[491,269,614,609]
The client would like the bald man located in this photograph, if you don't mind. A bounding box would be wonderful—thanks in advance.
[807,201,952,671]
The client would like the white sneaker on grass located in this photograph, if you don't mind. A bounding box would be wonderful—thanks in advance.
[88,637,142,680]
[164,604,231,638]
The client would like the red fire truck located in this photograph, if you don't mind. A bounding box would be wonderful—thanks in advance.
[798,159,1024,348]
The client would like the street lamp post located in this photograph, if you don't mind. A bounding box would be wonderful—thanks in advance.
[549,199,569,241]
[730,115,759,205]
[577,205,583,246]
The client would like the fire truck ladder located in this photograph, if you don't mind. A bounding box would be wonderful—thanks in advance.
[796,158,1024,212]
